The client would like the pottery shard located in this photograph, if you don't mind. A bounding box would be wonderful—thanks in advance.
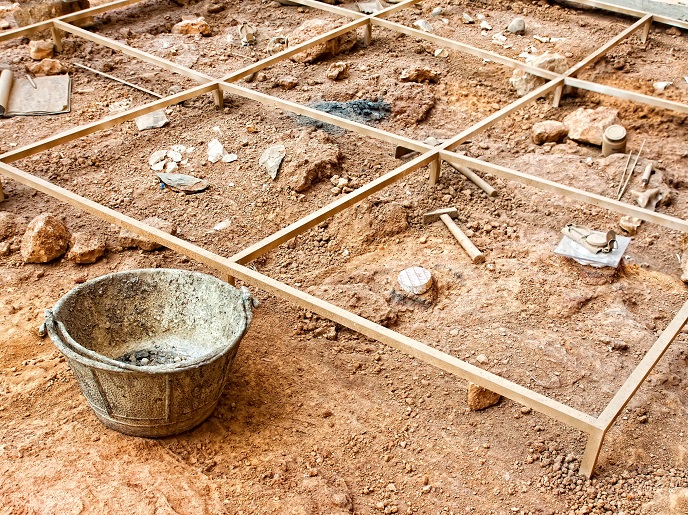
[289,19,357,63]
[21,213,71,263]
[67,232,106,264]
[172,17,212,36]
[25,58,67,76]
[563,106,619,146]
[467,383,501,411]
[0,212,28,241]
[28,40,54,60]
[400,67,440,83]
[532,120,568,145]
[510,52,568,96]
[283,131,341,192]
[119,217,177,251]
[387,83,435,124]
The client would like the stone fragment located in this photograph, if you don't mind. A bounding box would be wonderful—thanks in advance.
[20,213,71,263]
[289,19,357,63]
[510,52,568,96]
[156,173,209,193]
[414,19,433,32]
[260,144,286,180]
[532,120,568,145]
[206,2,224,13]
[462,13,475,24]
[277,75,298,90]
[387,83,435,124]
[171,17,212,36]
[507,17,526,35]
[149,150,168,168]
[67,232,106,264]
[563,106,619,146]
[25,58,67,76]
[283,132,341,192]
[400,67,440,83]
[28,40,54,60]
[480,20,492,31]
[653,81,672,92]
[0,212,28,241]
[266,36,288,55]
[0,241,9,256]
[326,61,349,81]
[619,216,641,236]
[666,26,682,36]
[207,139,224,163]
[467,383,501,410]
[136,110,168,131]
[118,217,176,251]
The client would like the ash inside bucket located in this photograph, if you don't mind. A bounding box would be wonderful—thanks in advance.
[116,348,188,366]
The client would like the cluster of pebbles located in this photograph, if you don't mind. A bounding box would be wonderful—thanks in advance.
[116,348,188,366]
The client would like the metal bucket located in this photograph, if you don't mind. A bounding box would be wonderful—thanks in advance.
[45,268,253,437]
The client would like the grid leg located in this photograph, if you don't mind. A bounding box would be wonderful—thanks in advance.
[429,159,440,186]
[641,20,652,44]
[552,85,564,108]
[579,428,606,478]
[363,23,372,46]
[51,26,63,52]
[212,89,224,109]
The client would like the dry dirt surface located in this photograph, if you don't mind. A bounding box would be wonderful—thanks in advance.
[1,0,688,514]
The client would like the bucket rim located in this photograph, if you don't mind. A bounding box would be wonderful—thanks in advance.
[47,268,252,374]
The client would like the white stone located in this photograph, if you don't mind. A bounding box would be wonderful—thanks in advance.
[208,138,224,163]
[149,150,167,168]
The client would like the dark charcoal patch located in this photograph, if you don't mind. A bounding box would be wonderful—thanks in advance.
[295,99,391,134]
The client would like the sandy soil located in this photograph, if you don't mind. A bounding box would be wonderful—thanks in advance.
[1,0,688,514]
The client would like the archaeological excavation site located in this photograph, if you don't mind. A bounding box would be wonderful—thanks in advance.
[0,0,687,512]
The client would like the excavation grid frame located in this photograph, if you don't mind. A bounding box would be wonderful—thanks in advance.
[1,0,687,478]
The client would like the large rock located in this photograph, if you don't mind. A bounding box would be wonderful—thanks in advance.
[510,52,569,96]
[289,19,357,64]
[467,383,501,410]
[532,120,568,145]
[507,17,526,35]
[563,106,619,146]
[25,58,67,76]
[119,217,176,251]
[171,17,212,36]
[387,83,435,124]
[0,212,28,241]
[283,131,342,192]
[28,40,54,60]
[67,232,106,264]
[20,213,71,263]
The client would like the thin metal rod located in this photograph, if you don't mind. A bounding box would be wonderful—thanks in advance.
[73,62,162,98]
[618,139,646,200]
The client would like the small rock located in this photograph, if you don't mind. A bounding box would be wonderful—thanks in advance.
[207,138,225,163]
[67,232,106,264]
[480,20,492,30]
[619,215,641,236]
[259,144,286,180]
[0,241,10,256]
[653,81,672,93]
[532,120,568,144]
[136,110,168,131]
[462,13,475,24]
[563,106,619,146]
[326,61,349,81]
[400,67,440,83]
[277,75,299,90]
[171,17,212,36]
[157,172,209,193]
[476,354,488,364]
[28,40,54,60]
[266,36,288,55]
[283,131,341,192]
[507,17,526,35]
[414,19,433,32]
[21,213,71,263]
[0,19,10,30]
[149,150,168,168]
[25,58,67,76]
[467,383,501,410]
[431,7,443,16]
[666,26,682,36]
[118,217,176,251]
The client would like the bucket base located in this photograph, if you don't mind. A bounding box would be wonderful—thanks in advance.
[90,400,220,438]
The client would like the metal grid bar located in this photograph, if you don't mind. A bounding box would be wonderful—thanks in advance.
[0,0,686,479]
